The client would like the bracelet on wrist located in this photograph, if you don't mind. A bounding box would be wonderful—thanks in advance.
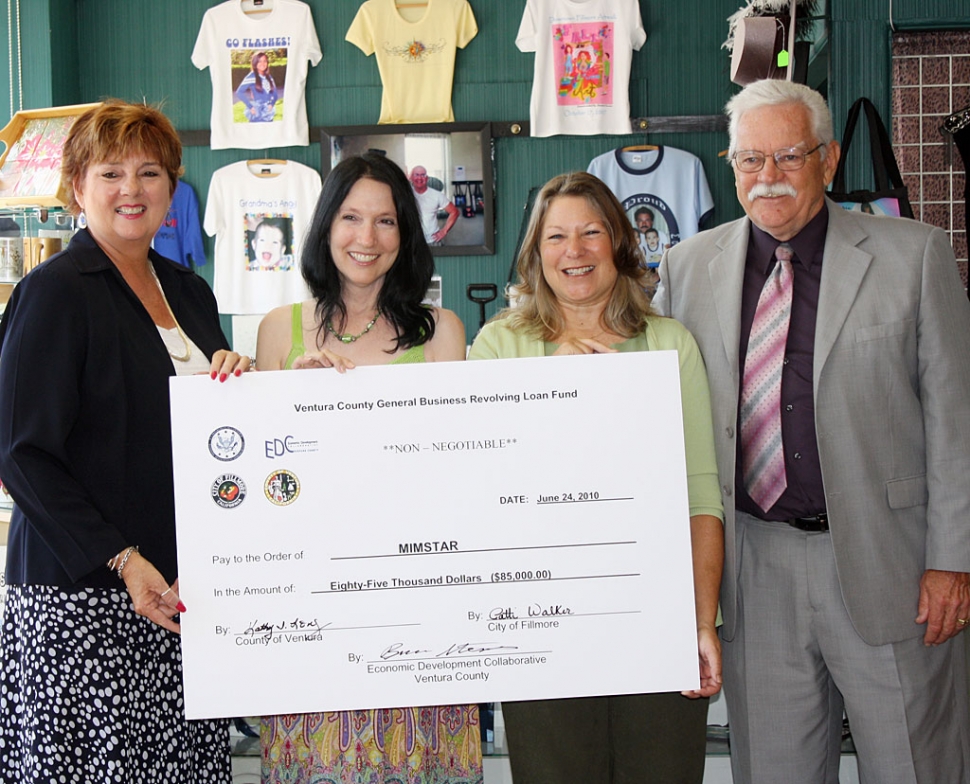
[110,545,139,579]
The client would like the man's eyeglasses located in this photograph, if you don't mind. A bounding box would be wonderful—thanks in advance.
[730,143,825,173]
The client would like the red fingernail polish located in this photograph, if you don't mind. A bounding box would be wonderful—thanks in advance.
[235,368,242,377]
[176,601,187,613]
[210,371,217,380]
[219,373,227,383]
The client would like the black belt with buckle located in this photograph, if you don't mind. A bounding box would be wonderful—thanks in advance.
[787,513,829,532]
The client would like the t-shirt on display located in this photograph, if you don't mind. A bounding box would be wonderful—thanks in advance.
[192,0,322,149]
[204,160,322,314]
[517,0,646,137]
[346,0,478,124]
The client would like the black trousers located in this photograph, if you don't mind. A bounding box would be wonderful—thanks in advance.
[502,692,709,784]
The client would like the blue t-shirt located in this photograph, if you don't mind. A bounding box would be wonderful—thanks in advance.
[153,181,206,268]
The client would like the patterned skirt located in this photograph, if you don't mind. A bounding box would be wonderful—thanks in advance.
[261,706,483,784]
[0,585,231,783]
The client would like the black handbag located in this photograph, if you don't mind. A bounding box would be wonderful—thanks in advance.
[830,97,914,219]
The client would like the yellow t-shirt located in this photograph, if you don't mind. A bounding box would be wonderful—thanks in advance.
[346,0,478,124]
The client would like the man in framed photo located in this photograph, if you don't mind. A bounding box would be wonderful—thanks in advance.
[409,165,459,245]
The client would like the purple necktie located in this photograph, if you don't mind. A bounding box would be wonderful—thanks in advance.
[740,243,794,513]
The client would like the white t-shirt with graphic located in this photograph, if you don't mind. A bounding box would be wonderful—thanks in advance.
[204,160,322,314]
[192,0,322,150]
[517,0,646,138]
[588,146,714,266]
[346,0,477,124]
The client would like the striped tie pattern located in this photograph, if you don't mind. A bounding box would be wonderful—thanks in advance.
[740,243,794,512]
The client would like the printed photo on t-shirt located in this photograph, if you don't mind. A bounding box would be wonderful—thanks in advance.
[624,202,668,294]
[245,214,294,271]
[233,49,286,124]
[553,22,614,107]
[624,199,681,273]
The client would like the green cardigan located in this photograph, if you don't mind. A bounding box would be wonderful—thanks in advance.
[469,314,724,522]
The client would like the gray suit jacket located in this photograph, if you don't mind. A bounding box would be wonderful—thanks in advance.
[654,200,970,646]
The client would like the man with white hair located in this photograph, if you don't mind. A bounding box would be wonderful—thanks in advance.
[409,165,459,245]
[655,79,970,783]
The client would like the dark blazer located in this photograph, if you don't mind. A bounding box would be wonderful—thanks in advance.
[0,229,230,588]
[655,201,970,646]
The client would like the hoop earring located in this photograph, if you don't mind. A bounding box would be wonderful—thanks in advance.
[77,211,87,230]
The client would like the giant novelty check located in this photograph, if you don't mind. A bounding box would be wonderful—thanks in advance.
[171,351,699,720]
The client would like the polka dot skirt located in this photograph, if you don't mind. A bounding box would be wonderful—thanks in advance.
[0,585,230,782]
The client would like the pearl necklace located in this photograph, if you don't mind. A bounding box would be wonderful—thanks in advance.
[149,266,192,362]
[326,311,381,344]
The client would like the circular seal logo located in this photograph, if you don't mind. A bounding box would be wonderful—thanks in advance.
[209,426,245,461]
[264,470,300,506]
[212,474,247,508]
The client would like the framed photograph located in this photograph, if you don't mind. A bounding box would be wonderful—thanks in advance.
[321,122,495,256]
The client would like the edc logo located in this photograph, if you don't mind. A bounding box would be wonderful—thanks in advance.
[264,435,320,458]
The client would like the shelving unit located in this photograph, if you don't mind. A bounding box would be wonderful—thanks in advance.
[0,207,74,302]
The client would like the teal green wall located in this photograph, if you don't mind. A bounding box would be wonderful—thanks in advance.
[6,0,966,330]
[80,0,751,337]
[0,5,8,121]
[10,0,768,336]
[17,3,54,110]
[48,0,79,107]
[829,0,970,186]
[2,1,77,110]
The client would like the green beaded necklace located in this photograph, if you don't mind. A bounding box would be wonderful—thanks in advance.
[326,311,381,344]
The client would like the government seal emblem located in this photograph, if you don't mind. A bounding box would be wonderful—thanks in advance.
[212,474,247,508]
[264,470,300,506]
[209,426,245,461]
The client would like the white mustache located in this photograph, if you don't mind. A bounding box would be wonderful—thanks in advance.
[747,183,798,201]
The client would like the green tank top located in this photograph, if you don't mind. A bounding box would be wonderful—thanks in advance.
[283,302,425,369]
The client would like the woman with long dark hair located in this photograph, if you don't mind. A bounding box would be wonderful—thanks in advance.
[257,153,479,784]
[256,152,465,369]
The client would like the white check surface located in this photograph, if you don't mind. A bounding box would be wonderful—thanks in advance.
[171,351,698,719]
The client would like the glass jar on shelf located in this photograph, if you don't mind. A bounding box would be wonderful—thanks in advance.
[0,207,74,285]
[0,207,73,294]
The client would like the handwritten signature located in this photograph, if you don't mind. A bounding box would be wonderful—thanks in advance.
[488,603,574,620]
[243,617,326,640]
[380,641,520,661]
